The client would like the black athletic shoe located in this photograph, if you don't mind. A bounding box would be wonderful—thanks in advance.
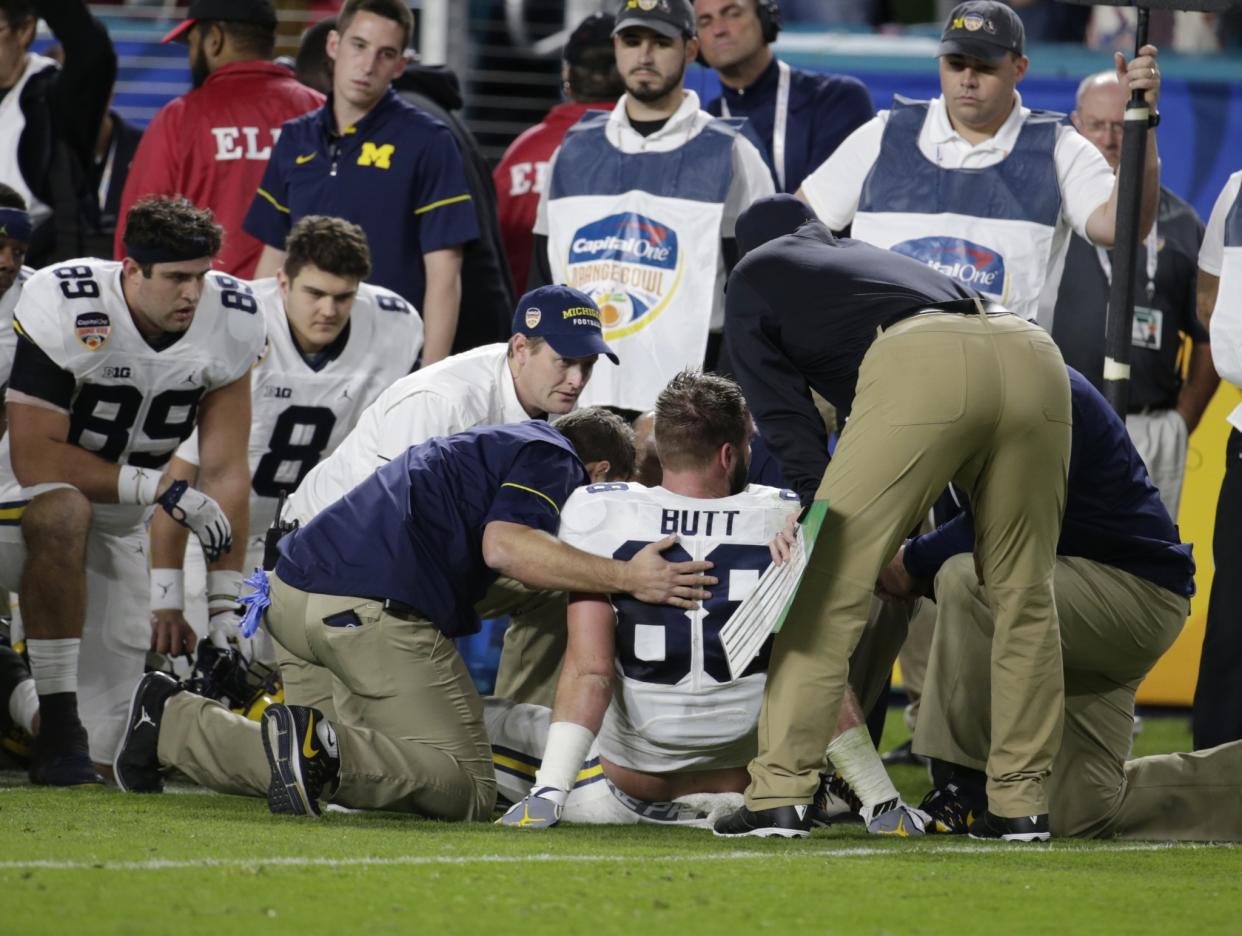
[114,671,181,793]
[918,782,983,835]
[0,644,31,736]
[713,804,812,839]
[968,809,1051,842]
[881,738,928,767]
[28,723,103,786]
[261,704,340,817]
[809,772,864,827]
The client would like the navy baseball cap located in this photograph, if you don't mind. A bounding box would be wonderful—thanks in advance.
[162,0,277,43]
[736,194,818,258]
[612,0,696,40]
[513,285,619,365]
[939,1,1025,62]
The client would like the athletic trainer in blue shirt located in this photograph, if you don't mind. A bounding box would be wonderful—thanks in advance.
[243,0,478,365]
[694,0,874,193]
[248,410,717,824]
[902,370,1230,844]
[901,367,1195,597]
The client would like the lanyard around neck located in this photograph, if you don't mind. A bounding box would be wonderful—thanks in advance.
[721,59,791,191]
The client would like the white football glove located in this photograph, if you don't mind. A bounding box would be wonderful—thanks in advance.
[495,787,565,829]
[207,609,253,661]
[157,480,232,561]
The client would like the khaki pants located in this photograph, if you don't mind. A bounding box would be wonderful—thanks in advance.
[898,599,938,730]
[162,575,495,821]
[747,312,1071,817]
[1125,408,1188,519]
[157,575,562,805]
[916,554,1241,840]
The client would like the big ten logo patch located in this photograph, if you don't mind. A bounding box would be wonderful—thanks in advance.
[211,127,282,161]
[890,236,1005,296]
[566,213,679,337]
[357,143,396,169]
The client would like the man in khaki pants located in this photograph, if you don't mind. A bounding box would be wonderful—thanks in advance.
[714,195,1072,841]
[897,370,1240,841]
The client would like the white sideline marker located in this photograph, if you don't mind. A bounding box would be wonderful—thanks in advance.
[0,842,1230,873]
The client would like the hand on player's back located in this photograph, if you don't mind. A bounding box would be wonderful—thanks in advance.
[623,534,717,610]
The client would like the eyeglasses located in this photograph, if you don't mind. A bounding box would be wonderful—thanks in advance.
[1081,119,1125,136]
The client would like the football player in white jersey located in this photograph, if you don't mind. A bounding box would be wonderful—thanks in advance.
[494,371,799,827]
[0,196,265,784]
[146,216,423,659]
[0,184,34,394]
[494,371,930,834]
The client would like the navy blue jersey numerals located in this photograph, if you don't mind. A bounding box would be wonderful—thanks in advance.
[611,540,773,685]
[214,275,258,314]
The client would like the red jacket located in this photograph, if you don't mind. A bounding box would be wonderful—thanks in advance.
[114,61,323,277]
[493,101,614,295]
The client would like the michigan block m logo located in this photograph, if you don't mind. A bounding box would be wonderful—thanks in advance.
[357,142,395,169]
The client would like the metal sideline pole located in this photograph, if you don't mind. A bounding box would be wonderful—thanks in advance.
[1101,5,1150,417]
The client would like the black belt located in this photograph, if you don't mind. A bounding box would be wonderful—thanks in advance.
[883,298,1011,331]
[382,598,427,621]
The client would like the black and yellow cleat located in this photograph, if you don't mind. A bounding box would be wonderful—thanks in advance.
[918,783,982,835]
[261,704,340,817]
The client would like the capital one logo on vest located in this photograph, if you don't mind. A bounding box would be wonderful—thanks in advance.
[890,236,1005,294]
[567,213,679,333]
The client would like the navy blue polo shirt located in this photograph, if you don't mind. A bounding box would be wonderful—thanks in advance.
[904,368,1195,597]
[706,59,874,194]
[244,89,480,308]
[275,421,588,638]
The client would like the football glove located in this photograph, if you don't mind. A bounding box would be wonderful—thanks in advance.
[207,609,253,661]
[157,480,232,561]
[496,786,565,829]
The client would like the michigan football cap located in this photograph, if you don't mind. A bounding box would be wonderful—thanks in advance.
[938,1,1025,63]
[736,194,818,258]
[612,0,696,40]
[565,12,617,65]
[513,285,620,364]
[162,0,277,43]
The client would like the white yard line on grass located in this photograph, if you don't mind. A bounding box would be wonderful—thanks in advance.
[0,842,1233,872]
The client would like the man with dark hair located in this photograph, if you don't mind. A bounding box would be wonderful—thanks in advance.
[694,0,873,194]
[0,0,115,265]
[551,406,636,483]
[494,12,624,295]
[145,214,423,666]
[492,370,803,829]
[113,408,719,821]
[531,0,773,409]
[246,0,480,366]
[0,184,33,392]
[292,16,516,355]
[115,0,323,278]
[0,196,265,785]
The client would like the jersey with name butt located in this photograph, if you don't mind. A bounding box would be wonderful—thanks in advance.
[558,481,801,774]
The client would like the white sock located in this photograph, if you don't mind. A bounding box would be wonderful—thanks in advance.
[315,718,339,759]
[826,726,899,810]
[25,638,80,696]
[8,678,38,734]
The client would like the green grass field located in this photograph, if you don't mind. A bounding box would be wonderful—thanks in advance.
[1,711,1237,936]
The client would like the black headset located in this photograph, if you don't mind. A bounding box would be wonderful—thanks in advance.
[696,0,782,67]
[755,0,782,45]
